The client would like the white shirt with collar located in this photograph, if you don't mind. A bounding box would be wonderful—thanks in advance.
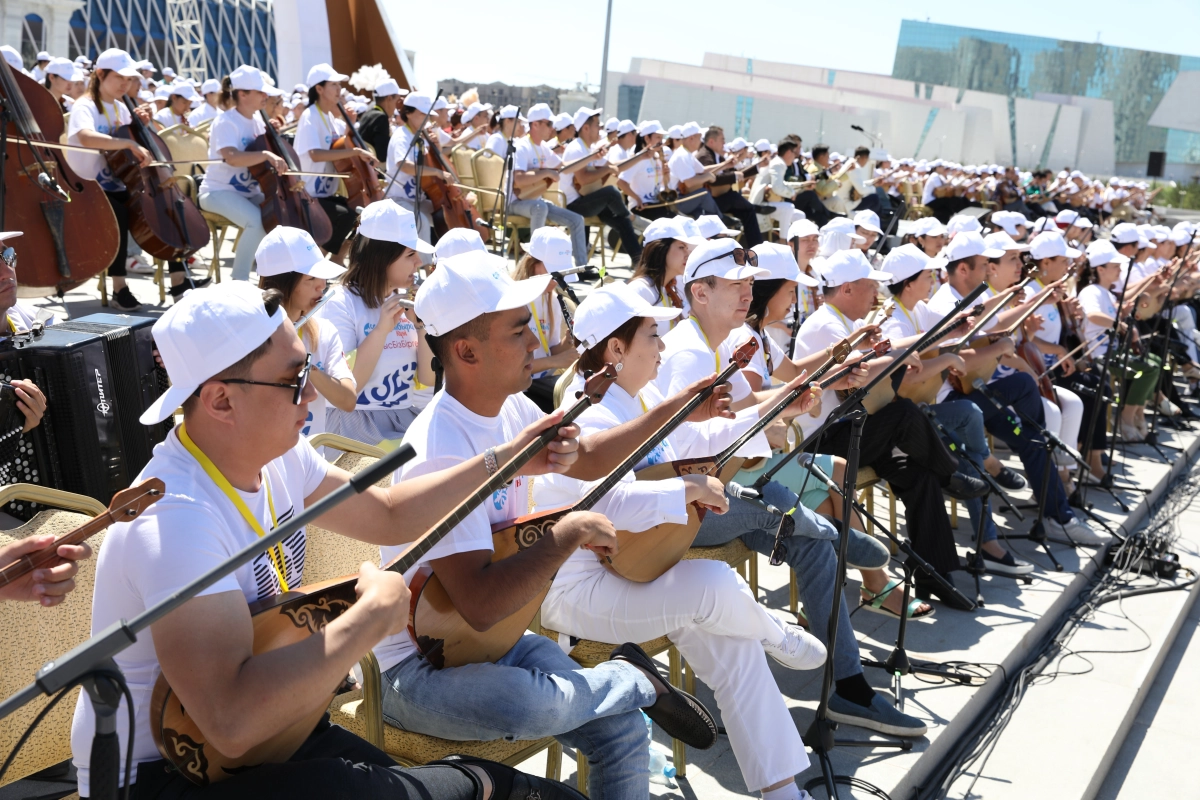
[792,302,866,435]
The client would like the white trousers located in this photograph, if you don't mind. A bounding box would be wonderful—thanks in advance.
[1041,386,1084,462]
[756,202,796,240]
[541,559,808,791]
[1173,305,1199,364]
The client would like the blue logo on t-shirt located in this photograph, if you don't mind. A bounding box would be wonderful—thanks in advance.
[492,485,508,510]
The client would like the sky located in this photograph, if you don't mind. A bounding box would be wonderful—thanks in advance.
[397,0,1200,93]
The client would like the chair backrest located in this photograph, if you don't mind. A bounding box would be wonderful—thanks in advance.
[301,450,389,585]
[159,126,210,178]
[471,150,506,218]
[0,511,103,785]
[451,146,476,185]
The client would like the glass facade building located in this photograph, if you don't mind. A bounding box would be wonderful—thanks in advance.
[892,20,1200,167]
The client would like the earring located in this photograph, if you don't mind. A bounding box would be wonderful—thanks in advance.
[615,362,624,372]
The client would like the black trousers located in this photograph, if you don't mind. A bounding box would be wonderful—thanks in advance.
[104,189,187,278]
[318,195,358,254]
[119,716,587,800]
[815,399,962,577]
[713,190,763,248]
[790,190,836,227]
[568,186,641,261]
[926,196,973,224]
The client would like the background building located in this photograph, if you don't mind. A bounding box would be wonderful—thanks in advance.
[892,20,1200,179]
[437,79,560,113]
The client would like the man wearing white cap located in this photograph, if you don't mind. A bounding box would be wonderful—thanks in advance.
[384,92,451,242]
[748,139,802,236]
[657,239,928,737]
[551,112,576,153]
[662,123,723,217]
[796,248,985,609]
[353,77,402,162]
[930,231,1101,547]
[921,160,971,223]
[70,280,593,799]
[374,252,727,795]
[187,77,222,126]
[615,120,669,218]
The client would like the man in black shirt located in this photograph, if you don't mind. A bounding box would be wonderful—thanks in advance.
[356,78,403,162]
[695,126,770,247]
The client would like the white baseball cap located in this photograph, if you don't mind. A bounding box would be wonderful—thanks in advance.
[1110,222,1141,245]
[696,215,739,238]
[200,78,221,94]
[617,119,636,136]
[944,231,1004,261]
[373,79,401,98]
[552,113,574,132]
[573,283,681,352]
[821,249,891,287]
[255,226,346,279]
[46,57,84,82]
[168,83,198,100]
[982,231,1028,253]
[752,242,817,286]
[526,103,553,123]
[572,107,601,131]
[141,282,286,424]
[667,125,684,139]
[913,217,948,237]
[521,227,576,271]
[676,216,705,242]
[403,92,433,113]
[642,217,705,245]
[946,214,982,236]
[754,138,772,153]
[461,102,492,123]
[35,51,50,62]
[306,63,348,86]
[604,117,620,132]
[161,66,176,78]
[1086,239,1129,268]
[683,239,769,283]
[853,210,883,235]
[1054,209,1080,226]
[990,210,1028,237]
[680,121,702,138]
[229,65,283,96]
[638,120,663,137]
[787,219,819,240]
[434,228,486,260]
[817,231,862,258]
[357,200,435,254]
[416,250,551,337]
[1170,228,1196,246]
[154,84,173,100]
[1028,231,1082,261]
[137,90,155,104]
[881,243,936,283]
[431,96,448,112]
[498,104,519,120]
[95,48,141,78]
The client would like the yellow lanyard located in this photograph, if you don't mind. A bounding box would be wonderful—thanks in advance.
[828,304,855,334]
[316,105,335,137]
[529,299,552,355]
[689,316,720,372]
[98,100,119,132]
[658,288,679,328]
[177,423,290,592]
[638,393,648,414]
[897,300,922,334]
[5,316,15,333]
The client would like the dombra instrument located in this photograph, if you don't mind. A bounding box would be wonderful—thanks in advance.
[832,306,895,414]
[418,129,491,243]
[513,142,608,201]
[330,100,383,210]
[0,479,163,586]
[575,145,657,197]
[0,57,119,296]
[895,304,985,406]
[247,109,333,244]
[105,96,210,261]
[150,368,617,784]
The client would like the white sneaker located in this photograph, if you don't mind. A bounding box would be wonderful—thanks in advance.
[763,623,826,670]
[1045,516,1106,546]
[126,255,155,274]
[1156,396,1181,417]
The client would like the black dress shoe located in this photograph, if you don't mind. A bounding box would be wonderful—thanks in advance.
[753,204,779,215]
[610,642,718,749]
[992,466,1027,491]
[915,571,977,611]
[945,473,989,500]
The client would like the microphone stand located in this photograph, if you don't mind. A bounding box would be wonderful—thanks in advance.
[1144,247,1195,448]
[0,445,417,799]
[494,107,522,259]
[379,90,443,239]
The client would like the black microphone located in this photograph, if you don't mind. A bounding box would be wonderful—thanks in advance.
[851,125,864,132]
[38,172,69,201]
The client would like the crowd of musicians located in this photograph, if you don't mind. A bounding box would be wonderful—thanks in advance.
[2,45,1199,800]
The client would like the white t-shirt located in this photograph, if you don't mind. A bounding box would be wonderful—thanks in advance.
[66,96,131,190]
[929,282,1011,384]
[559,138,607,205]
[881,299,942,340]
[1078,283,1117,357]
[667,147,702,191]
[5,300,46,332]
[628,276,679,336]
[528,292,565,379]
[462,126,488,151]
[385,124,418,201]
[373,391,541,672]
[793,303,865,435]
[300,318,353,440]
[510,136,561,203]
[70,432,330,796]
[1023,279,1063,371]
[727,324,787,386]
[922,172,946,205]
[153,106,187,129]
[485,131,509,158]
[204,108,266,195]
[621,151,661,205]
[293,104,348,197]
[317,285,420,412]
[187,102,218,127]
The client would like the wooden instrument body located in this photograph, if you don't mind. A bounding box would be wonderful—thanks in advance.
[0,61,119,296]
[605,456,743,583]
[947,335,1005,396]
[514,176,554,201]
[418,132,490,242]
[1017,338,1056,401]
[896,349,947,406]
[408,508,569,669]
[247,122,333,245]
[150,575,359,785]
[107,111,210,261]
[331,135,382,210]
[576,170,617,197]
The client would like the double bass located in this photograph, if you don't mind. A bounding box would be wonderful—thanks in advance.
[331,100,382,210]
[418,129,491,242]
[247,110,332,245]
[0,57,119,296]
[105,96,210,261]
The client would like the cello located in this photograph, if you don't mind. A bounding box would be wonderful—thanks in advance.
[418,129,492,243]
[105,96,210,261]
[247,110,333,245]
[0,57,119,296]
[331,100,382,210]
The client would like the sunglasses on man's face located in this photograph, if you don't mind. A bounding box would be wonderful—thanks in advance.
[691,247,759,275]
[197,354,312,406]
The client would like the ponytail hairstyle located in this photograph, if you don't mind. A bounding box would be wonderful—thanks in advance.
[87,69,107,108]
[218,75,234,109]
[746,279,787,333]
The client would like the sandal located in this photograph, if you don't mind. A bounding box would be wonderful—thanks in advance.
[859,579,935,621]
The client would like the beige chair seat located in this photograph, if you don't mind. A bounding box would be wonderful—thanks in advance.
[685,537,758,596]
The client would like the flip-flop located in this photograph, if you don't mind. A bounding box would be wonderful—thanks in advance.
[859,579,935,621]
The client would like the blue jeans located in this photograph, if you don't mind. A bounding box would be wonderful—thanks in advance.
[507,198,588,265]
[929,400,999,544]
[692,479,864,682]
[950,373,1073,524]
[382,633,652,800]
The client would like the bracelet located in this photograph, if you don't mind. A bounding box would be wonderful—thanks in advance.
[484,447,498,476]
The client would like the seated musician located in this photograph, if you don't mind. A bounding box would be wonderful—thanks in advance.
[187,78,222,126]
[928,231,1103,547]
[626,217,699,331]
[551,112,575,154]
[837,146,883,218]
[483,104,519,157]
[198,65,287,282]
[652,239,927,735]
[694,126,767,247]
[911,216,948,257]
[458,102,492,150]
[512,228,579,412]
[373,251,728,797]
[616,120,672,222]
[384,92,452,243]
[539,282,834,800]
[69,280,591,800]
[292,63,376,265]
[152,82,196,128]
[43,57,84,111]
[559,108,644,262]
[921,160,972,224]
[748,139,803,239]
[665,121,726,219]
[354,77,403,165]
[794,248,991,609]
